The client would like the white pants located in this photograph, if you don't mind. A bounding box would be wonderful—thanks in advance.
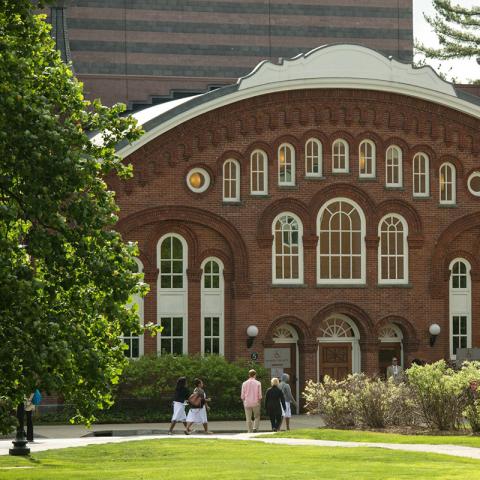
[171,401,187,422]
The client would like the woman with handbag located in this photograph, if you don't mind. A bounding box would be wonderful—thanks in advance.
[185,378,213,434]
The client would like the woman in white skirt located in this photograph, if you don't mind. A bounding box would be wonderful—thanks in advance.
[168,377,190,435]
[186,378,212,434]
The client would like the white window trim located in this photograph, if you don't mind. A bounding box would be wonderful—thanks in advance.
[449,258,472,360]
[272,212,304,285]
[316,197,366,285]
[200,257,225,356]
[278,143,296,186]
[223,158,240,202]
[358,139,376,178]
[186,167,211,193]
[467,171,480,197]
[377,214,409,285]
[385,145,403,188]
[305,138,323,177]
[332,139,349,173]
[250,149,268,195]
[157,233,188,355]
[439,162,456,205]
[412,153,430,197]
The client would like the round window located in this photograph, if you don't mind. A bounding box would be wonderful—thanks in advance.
[468,172,480,197]
[187,168,210,193]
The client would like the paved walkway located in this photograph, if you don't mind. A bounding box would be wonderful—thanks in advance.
[2,416,480,461]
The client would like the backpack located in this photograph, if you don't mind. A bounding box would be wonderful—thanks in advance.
[32,389,42,406]
[188,392,204,408]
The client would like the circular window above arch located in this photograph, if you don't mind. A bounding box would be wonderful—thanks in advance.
[468,171,480,197]
[186,167,210,193]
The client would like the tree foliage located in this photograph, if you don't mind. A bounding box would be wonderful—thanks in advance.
[0,0,148,433]
[417,0,480,60]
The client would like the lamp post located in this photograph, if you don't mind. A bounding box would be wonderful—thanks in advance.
[9,403,30,456]
[429,323,441,347]
[246,325,259,348]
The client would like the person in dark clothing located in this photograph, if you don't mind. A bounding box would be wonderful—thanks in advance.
[168,377,190,435]
[265,377,286,432]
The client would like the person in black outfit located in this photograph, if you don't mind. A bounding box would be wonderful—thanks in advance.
[265,377,286,432]
[168,377,190,435]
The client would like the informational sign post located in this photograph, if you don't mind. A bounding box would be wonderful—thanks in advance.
[264,348,291,368]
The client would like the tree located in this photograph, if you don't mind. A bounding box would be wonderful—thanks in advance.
[0,1,149,433]
[417,0,480,60]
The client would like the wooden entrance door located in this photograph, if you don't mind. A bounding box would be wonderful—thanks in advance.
[379,344,402,379]
[319,343,352,381]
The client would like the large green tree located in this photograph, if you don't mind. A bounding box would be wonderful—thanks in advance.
[0,1,148,433]
[417,0,480,59]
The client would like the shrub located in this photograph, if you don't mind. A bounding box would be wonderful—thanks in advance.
[303,377,355,427]
[456,361,480,433]
[406,361,466,430]
[352,376,392,428]
[115,354,269,415]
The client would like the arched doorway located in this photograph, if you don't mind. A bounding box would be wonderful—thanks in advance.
[378,324,403,378]
[272,324,300,413]
[317,314,361,380]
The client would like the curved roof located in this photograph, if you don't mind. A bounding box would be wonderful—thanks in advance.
[116,44,480,158]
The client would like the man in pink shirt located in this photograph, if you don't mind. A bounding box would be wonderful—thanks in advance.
[241,369,262,433]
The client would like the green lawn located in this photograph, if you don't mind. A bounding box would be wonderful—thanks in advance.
[1,439,480,479]
[269,428,480,448]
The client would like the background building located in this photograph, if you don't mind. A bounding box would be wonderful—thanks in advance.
[49,0,413,108]
[106,45,480,404]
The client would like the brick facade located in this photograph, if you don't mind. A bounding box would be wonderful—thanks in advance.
[110,84,480,385]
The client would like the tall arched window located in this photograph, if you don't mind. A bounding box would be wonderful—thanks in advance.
[439,162,456,205]
[317,199,366,284]
[332,139,349,173]
[272,213,304,284]
[121,258,144,359]
[305,138,322,177]
[278,143,295,186]
[386,145,402,187]
[201,258,224,355]
[250,150,268,195]
[359,140,375,178]
[449,259,471,358]
[378,214,408,284]
[223,159,240,202]
[413,153,429,197]
[157,234,188,355]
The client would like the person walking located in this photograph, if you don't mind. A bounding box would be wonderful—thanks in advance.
[241,369,262,433]
[168,377,190,435]
[386,357,404,383]
[186,378,213,434]
[265,377,286,432]
[279,373,296,431]
[24,393,35,442]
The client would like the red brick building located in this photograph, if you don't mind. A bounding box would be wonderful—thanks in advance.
[108,45,480,404]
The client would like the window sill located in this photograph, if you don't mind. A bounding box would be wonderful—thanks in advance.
[304,175,325,181]
[250,194,270,199]
[376,283,412,288]
[271,283,308,288]
[222,201,243,206]
[358,177,376,182]
[278,185,299,190]
[385,186,404,191]
[316,283,367,288]
[412,195,431,200]
[331,171,350,176]
[439,203,457,208]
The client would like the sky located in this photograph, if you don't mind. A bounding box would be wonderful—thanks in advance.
[413,0,479,82]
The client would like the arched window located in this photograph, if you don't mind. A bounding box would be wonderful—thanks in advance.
[278,143,295,186]
[359,140,375,178]
[439,162,456,205]
[272,213,304,284]
[332,139,349,173]
[413,153,429,197]
[157,234,188,355]
[386,145,402,187]
[223,159,240,202]
[201,258,224,355]
[317,199,366,284]
[121,258,144,359]
[250,150,268,195]
[378,214,408,284]
[305,138,322,177]
[449,259,471,358]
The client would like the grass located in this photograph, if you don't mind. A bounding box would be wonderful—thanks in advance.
[268,428,480,448]
[1,439,480,479]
